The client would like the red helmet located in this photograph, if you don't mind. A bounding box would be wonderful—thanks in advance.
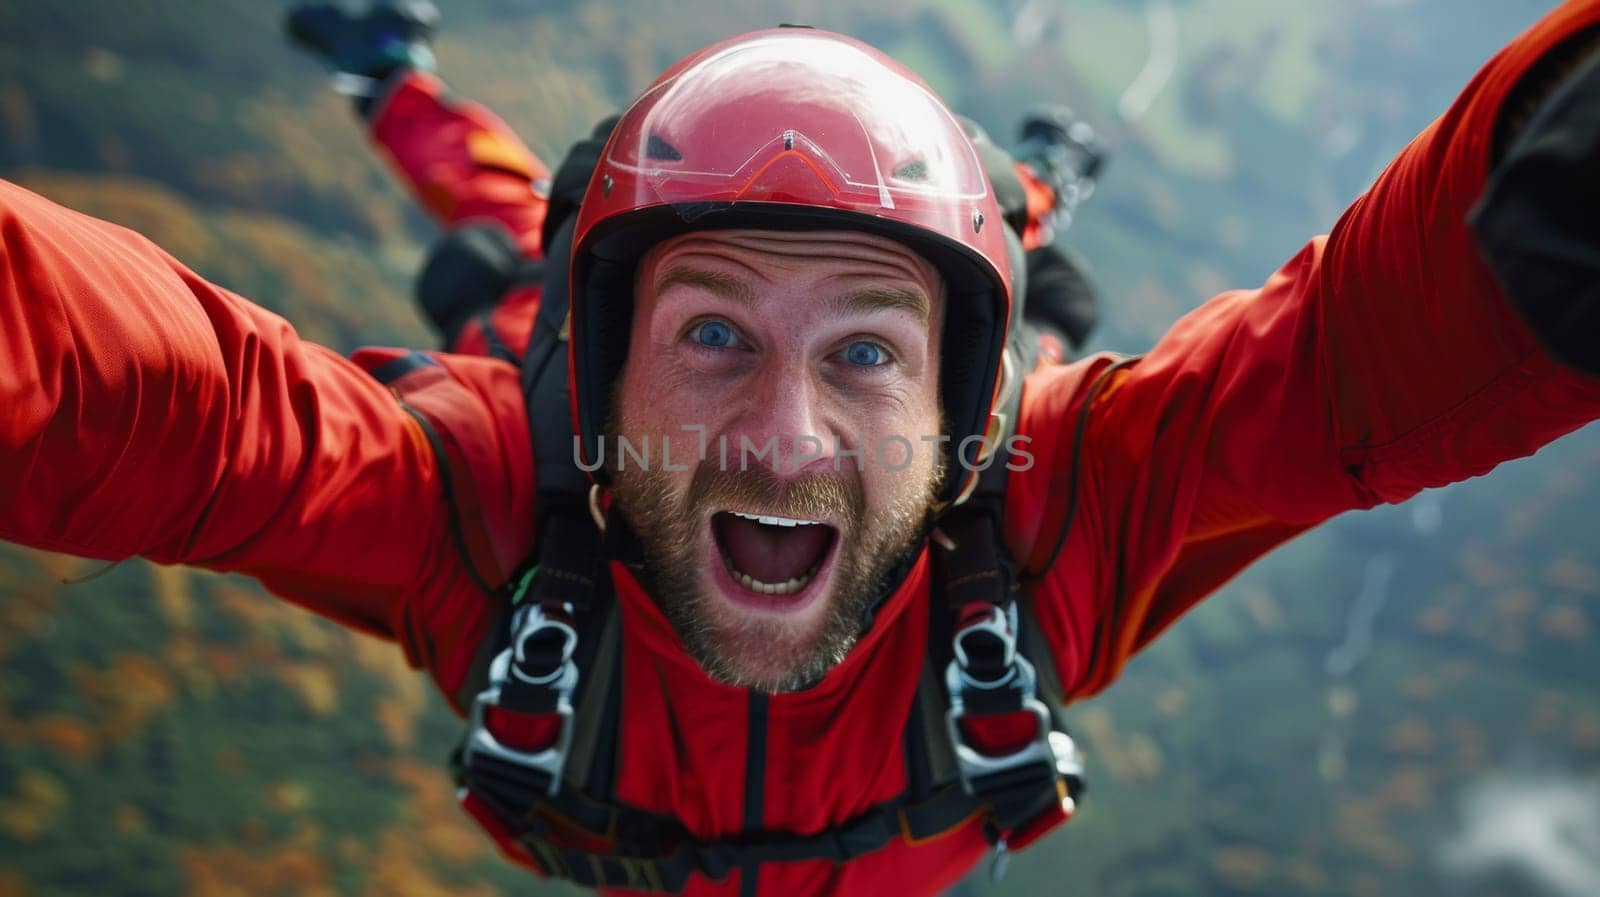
[569,26,1013,507]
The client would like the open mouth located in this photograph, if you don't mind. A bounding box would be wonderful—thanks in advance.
[711,510,838,599]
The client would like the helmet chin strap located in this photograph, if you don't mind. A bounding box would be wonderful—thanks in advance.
[587,483,608,536]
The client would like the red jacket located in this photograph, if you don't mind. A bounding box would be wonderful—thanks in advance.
[3,4,1599,894]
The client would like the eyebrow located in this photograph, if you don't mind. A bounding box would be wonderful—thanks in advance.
[653,266,756,305]
[825,286,930,326]
[654,265,930,326]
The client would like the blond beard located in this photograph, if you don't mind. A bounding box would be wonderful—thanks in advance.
[609,445,943,693]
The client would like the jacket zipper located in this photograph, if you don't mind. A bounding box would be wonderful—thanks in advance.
[740,690,769,897]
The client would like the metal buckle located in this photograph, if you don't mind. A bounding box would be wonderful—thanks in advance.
[462,605,580,796]
[508,602,579,687]
[951,604,1019,676]
[944,653,1057,796]
[945,604,1082,807]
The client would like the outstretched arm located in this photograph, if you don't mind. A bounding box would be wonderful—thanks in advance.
[1016,0,1600,698]
[368,71,552,257]
[0,179,450,641]
[285,2,551,256]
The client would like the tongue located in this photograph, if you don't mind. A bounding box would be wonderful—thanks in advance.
[714,514,832,584]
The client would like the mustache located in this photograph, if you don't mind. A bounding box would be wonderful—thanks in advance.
[687,464,864,526]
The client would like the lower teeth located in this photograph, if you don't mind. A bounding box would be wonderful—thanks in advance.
[723,556,816,596]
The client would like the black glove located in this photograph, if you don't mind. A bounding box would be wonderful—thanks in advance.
[1013,105,1106,236]
[1470,36,1600,375]
[286,1,439,90]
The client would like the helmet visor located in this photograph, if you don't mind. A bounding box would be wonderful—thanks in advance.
[604,32,991,218]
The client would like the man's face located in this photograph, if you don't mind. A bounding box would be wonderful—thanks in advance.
[610,228,946,693]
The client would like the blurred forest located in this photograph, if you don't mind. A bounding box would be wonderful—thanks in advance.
[0,1,1596,895]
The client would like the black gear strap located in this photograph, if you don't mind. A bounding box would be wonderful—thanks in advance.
[462,746,1016,893]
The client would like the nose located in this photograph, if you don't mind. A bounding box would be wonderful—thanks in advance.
[721,357,841,476]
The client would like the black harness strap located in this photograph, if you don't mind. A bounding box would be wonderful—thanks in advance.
[463,747,1007,893]
[565,603,620,792]
[521,215,590,511]
[473,308,522,365]
[920,333,1089,880]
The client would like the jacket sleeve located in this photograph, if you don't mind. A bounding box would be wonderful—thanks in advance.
[0,178,456,641]
[1013,0,1600,699]
[368,70,551,256]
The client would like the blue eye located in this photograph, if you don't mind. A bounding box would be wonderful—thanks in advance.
[845,341,888,366]
[694,320,733,348]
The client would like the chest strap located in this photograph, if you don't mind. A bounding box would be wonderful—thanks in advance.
[464,744,1021,892]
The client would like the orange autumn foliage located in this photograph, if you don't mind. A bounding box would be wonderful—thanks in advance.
[181,845,337,897]
[71,652,175,742]
[22,713,100,763]
[0,771,66,843]
[383,758,489,864]
[363,831,499,897]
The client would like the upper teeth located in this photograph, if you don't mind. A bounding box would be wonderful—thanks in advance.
[731,511,819,528]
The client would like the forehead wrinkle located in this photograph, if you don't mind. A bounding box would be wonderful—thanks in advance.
[730,242,932,286]
[669,229,931,276]
[643,232,943,325]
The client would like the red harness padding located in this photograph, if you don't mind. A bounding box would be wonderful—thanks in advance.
[957,712,1044,758]
[485,705,563,753]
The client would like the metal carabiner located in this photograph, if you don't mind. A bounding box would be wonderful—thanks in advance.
[461,605,581,796]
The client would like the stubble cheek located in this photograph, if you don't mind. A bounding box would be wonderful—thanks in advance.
[867,395,944,480]
[621,358,733,454]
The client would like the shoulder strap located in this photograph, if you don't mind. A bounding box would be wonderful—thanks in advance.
[483,202,621,767]
[914,328,1088,879]
[444,199,626,792]
[521,214,590,516]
